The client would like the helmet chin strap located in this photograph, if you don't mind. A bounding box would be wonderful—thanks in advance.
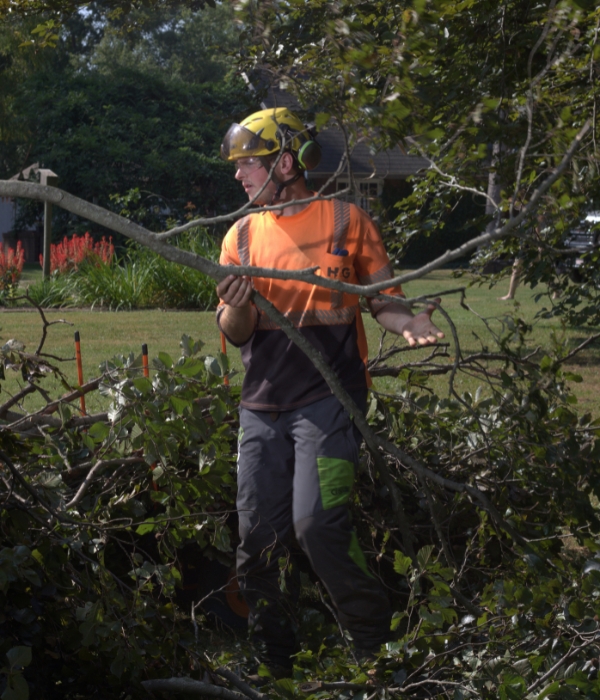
[270,171,303,205]
[258,155,303,205]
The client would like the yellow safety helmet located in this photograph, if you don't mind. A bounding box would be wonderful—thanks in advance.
[220,107,321,171]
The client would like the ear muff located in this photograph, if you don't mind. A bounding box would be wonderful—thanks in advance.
[297,140,322,171]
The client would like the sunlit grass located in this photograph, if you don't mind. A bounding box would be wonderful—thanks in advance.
[2,269,599,416]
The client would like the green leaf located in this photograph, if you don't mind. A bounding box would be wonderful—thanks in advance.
[204,356,222,377]
[180,334,204,357]
[152,466,164,481]
[393,551,412,576]
[157,352,174,369]
[568,599,586,620]
[536,682,561,699]
[177,358,204,377]
[273,678,295,699]
[419,605,444,627]
[135,519,157,535]
[170,396,190,415]
[133,377,153,393]
[109,651,125,678]
[390,611,407,631]
[210,398,227,424]
[1,673,29,700]
[6,647,32,671]
[417,545,435,571]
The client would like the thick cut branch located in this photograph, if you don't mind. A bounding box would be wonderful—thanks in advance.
[3,377,102,432]
[141,677,248,699]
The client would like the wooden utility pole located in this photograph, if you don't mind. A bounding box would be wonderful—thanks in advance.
[38,168,59,280]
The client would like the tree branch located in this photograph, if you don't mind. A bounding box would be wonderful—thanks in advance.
[3,377,102,431]
[65,456,147,508]
[141,677,248,699]
[0,119,589,301]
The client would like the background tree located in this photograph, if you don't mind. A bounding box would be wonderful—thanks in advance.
[2,2,251,240]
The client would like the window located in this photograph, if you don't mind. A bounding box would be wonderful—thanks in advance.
[336,178,383,216]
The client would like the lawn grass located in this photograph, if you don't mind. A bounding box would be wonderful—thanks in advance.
[397,270,600,414]
[20,262,43,287]
[2,269,599,416]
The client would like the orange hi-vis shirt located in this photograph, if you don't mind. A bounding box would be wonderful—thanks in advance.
[217,198,403,411]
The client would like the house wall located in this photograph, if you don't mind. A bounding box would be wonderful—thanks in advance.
[0,197,15,244]
[307,176,412,223]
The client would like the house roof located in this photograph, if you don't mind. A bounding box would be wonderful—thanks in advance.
[312,128,428,178]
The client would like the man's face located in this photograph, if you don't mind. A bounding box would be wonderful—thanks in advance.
[234,157,277,205]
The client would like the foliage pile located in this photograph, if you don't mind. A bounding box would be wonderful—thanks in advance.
[2,305,600,698]
[27,229,220,310]
[0,241,24,299]
[1,328,238,699]
[39,232,114,274]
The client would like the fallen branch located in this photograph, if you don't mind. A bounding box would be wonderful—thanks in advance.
[3,409,108,433]
[141,677,247,699]
[65,456,147,508]
[3,376,103,431]
[213,668,267,700]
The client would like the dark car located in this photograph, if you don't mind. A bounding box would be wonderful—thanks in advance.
[557,212,600,283]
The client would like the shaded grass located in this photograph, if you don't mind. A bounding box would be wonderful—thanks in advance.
[2,269,599,416]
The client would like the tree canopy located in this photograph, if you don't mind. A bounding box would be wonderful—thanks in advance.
[235,0,600,319]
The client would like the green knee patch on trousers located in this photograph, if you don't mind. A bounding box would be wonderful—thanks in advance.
[317,457,354,510]
[348,530,373,578]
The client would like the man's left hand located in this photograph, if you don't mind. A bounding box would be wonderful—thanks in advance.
[375,299,445,347]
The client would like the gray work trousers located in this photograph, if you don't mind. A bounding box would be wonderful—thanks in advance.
[236,392,391,667]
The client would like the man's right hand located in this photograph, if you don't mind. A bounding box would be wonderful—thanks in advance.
[217,274,253,307]
[217,275,257,345]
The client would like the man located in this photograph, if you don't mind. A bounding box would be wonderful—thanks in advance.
[217,107,443,676]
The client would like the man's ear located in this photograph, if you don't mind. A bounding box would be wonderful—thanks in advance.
[279,151,297,175]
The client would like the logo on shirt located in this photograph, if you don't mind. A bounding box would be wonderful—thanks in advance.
[327,266,351,279]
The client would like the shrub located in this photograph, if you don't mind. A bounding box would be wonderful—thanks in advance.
[26,274,76,308]
[29,229,219,310]
[0,241,25,297]
[40,232,114,274]
[72,257,157,310]
[127,229,220,310]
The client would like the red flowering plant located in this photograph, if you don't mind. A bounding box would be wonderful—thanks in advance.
[39,232,114,275]
[0,241,25,297]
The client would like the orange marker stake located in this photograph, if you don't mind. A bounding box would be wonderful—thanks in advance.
[142,343,149,379]
[142,344,159,492]
[74,331,86,416]
[220,332,229,386]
